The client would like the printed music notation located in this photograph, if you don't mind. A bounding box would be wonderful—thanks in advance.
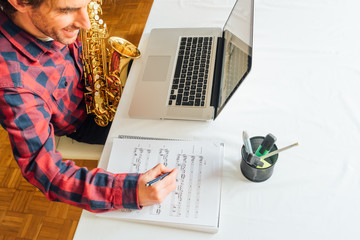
[102,137,223,232]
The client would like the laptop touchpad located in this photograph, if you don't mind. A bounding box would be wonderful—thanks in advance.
[142,56,171,82]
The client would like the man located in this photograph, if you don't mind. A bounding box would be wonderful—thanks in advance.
[0,0,177,212]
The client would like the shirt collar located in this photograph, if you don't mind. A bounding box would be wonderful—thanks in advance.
[0,10,75,61]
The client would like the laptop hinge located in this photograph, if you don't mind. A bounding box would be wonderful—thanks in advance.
[210,36,224,117]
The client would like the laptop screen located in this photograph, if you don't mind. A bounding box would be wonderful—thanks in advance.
[216,0,254,116]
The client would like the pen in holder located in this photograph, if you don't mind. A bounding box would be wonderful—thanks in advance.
[240,136,278,182]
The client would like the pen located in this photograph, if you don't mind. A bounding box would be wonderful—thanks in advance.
[242,131,253,154]
[145,172,171,187]
[255,133,277,157]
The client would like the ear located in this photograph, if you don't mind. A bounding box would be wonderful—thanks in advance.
[7,0,32,13]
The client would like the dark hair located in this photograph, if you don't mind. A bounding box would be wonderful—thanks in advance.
[0,0,44,16]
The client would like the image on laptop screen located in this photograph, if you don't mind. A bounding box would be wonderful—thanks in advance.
[217,0,254,116]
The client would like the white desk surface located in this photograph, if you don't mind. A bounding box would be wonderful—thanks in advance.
[74,0,360,239]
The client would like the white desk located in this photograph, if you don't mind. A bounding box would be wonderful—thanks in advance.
[74,0,360,239]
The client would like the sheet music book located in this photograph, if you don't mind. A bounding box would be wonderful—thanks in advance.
[97,135,224,233]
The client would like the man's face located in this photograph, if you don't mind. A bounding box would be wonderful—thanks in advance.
[28,0,91,45]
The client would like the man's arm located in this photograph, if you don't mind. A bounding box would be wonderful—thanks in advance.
[0,88,176,212]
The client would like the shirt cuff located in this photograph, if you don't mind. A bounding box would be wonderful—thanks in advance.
[114,173,142,210]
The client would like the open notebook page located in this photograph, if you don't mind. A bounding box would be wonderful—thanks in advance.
[97,137,224,233]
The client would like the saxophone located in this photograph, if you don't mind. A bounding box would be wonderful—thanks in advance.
[80,0,141,127]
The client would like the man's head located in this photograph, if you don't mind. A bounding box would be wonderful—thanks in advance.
[1,0,91,45]
[0,0,43,16]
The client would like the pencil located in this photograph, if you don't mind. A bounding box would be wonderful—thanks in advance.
[260,142,299,160]
[145,172,171,187]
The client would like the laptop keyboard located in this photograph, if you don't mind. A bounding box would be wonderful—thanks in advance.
[168,36,213,107]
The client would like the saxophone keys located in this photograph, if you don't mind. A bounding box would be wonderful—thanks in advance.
[80,0,140,127]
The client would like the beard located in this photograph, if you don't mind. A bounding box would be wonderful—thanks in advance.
[29,10,80,45]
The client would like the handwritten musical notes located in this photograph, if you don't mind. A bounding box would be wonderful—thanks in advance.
[128,143,208,219]
[99,136,223,233]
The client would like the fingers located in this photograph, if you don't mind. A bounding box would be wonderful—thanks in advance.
[138,165,178,207]
[140,163,173,184]
[149,163,173,177]
[158,168,177,190]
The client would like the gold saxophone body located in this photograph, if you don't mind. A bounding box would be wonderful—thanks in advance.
[80,0,141,127]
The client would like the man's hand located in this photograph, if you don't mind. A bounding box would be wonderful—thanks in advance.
[138,163,178,206]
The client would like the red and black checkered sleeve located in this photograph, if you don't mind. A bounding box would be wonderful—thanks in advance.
[0,88,141,212]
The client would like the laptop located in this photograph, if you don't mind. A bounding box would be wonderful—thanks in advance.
[129,0,254,120]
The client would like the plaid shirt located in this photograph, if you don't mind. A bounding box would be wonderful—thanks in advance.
[0,11,140,212]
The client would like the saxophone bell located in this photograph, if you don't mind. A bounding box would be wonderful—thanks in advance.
[108,37,141,91]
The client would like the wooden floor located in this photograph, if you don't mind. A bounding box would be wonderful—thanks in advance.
[0,0,153,239]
